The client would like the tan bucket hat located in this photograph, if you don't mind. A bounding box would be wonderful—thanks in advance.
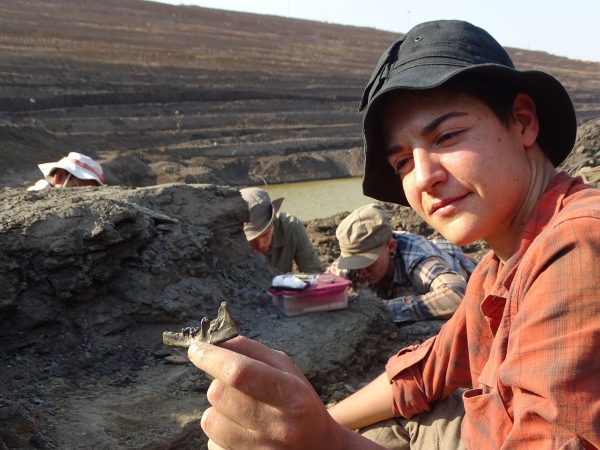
[240,187,284,241]
[336,203,392,270]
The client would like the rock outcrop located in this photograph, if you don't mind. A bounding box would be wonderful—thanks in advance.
[0,184,401,449]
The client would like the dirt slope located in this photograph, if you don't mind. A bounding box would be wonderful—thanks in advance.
[0,184,404,449]
[1,0,599,189]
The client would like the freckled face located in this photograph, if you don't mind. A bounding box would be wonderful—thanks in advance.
[381,90,531,248]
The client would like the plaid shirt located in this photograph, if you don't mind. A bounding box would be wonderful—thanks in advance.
[381,232,475,323]
[328,233,475,323]
[386,173,600,449]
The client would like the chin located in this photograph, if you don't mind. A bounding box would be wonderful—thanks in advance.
[443,225,483,246]
[366,275,383,285]
[428,210,484,245]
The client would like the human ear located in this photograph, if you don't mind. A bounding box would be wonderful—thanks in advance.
[511,93,539,148]
[387,238,397,254]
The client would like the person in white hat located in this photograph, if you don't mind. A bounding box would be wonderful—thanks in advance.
[27,152,105,191]
[239,187,323,274]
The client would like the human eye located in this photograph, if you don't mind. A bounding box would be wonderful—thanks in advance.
[435,129,464,146]
[389,154,413,177]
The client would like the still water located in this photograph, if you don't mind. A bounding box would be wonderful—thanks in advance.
[258,177,374,221]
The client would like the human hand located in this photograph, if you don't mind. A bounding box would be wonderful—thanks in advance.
[188,336,348,450]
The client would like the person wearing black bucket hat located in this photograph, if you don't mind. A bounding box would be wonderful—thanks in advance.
[187,21,600,450]
[360,19,577,207]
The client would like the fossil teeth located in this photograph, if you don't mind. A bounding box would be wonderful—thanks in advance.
[162,301,239,348]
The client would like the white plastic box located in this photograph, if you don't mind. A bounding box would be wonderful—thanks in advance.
[267,273,351,317]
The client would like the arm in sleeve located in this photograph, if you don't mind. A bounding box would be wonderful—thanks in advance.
[290,219,324,273]
[385,298,474,418]
[385,256,467,322]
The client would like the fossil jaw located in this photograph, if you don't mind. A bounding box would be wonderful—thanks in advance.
[162,302,239,348]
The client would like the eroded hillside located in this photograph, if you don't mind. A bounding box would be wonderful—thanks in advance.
[1,0,599,189]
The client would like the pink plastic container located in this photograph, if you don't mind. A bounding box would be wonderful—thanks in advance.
[267,273,351,317]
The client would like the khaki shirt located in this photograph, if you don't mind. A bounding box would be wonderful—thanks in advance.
[265,212,323,274]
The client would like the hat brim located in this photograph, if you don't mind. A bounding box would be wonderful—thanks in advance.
[38,160,104,185]
[337,247,382,270]
[243,196,284,241]
[362,64,577,206]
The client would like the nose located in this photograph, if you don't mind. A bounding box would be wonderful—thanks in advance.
[412,147,445,194]
[356,266,373,280]
[250,236,269,253]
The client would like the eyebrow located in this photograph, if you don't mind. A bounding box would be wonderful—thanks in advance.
[384,111,469,156]
[421,111,468,135]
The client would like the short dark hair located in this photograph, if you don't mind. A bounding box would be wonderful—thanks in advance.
[371,76,519,156]
[444,75,517,127]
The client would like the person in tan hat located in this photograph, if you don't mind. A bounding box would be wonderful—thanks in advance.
[187,20,600,449]
[27,152,105,191]
[330,203,474,324]
[239,187,323,274]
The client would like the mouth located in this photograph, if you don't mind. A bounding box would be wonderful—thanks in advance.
[430,193,467,215]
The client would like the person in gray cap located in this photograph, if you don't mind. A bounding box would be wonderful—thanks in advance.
[188,20,600,449]
[330,203,474,324]
[239,187,323,274]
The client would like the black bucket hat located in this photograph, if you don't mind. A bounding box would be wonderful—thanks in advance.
[360,20,577,206]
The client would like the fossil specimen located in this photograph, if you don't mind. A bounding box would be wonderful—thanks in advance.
[162,301,239,348]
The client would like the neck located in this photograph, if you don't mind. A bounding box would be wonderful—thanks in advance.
[488,149,556,262]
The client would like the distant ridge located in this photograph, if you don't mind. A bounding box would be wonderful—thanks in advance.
[1,0,598,188]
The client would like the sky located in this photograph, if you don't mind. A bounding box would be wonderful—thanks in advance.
[154,0,600,62]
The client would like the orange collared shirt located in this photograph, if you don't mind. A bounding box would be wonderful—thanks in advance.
[386,173,600,449]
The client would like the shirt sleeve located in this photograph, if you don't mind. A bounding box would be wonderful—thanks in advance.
[290,219,324,274]
[385,256,467,323]
[385,299,473,418]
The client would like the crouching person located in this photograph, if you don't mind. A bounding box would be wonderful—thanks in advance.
[240,187,324,274]
[329,203,475,324]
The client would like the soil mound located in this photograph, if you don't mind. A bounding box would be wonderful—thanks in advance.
[0,184,406,449]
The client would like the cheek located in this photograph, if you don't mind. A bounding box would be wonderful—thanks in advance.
[252,234,272,251]
[372,256,388,276]
[402,176,424,214]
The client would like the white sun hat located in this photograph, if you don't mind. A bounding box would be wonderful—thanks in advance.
[38,152,105,185]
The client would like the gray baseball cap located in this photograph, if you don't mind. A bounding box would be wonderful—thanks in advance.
[336,203,392,270]
[360,20,577,206]
[239,187,284,241]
